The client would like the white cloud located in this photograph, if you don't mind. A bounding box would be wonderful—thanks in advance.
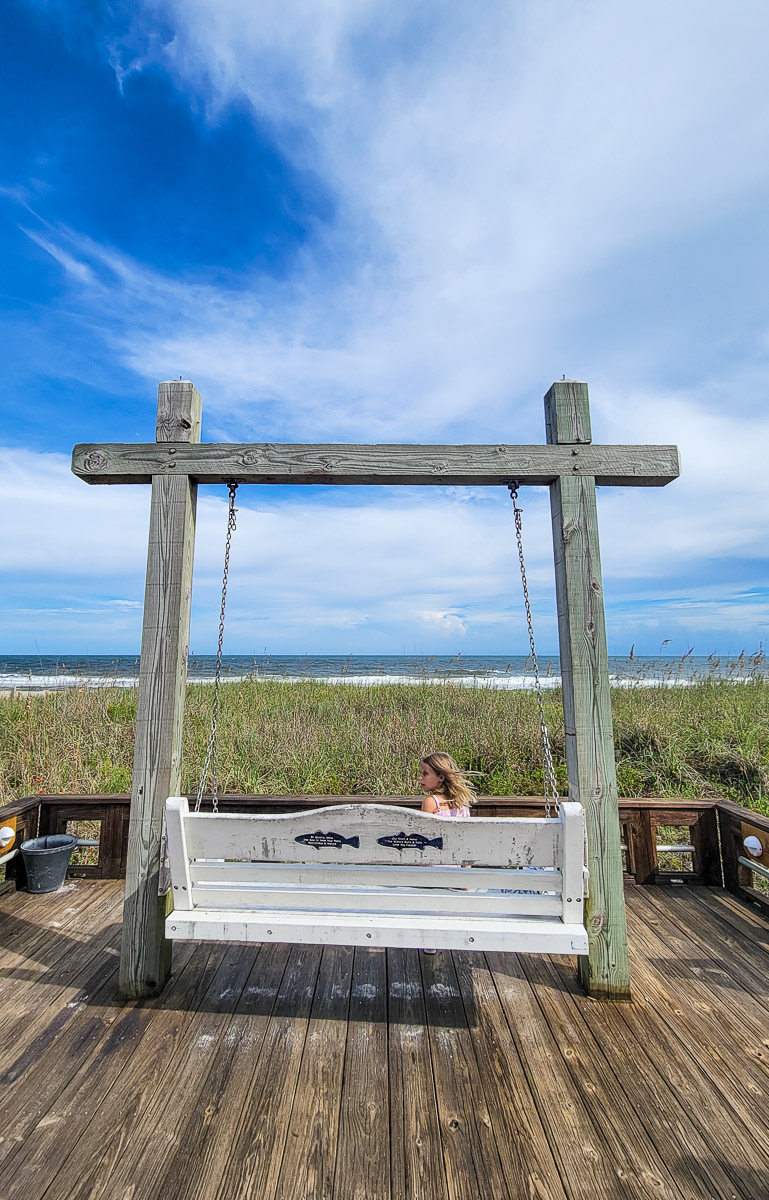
[417,611,468,637]
[8,1,769,651]
[22,1,769,440]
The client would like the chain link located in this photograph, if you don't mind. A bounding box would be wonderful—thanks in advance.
[507,483,560,818]
[195,482,239,814]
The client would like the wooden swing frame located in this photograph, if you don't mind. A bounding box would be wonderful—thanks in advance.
[72,378,680,1001]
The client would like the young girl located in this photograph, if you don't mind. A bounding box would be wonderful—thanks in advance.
[418,753,474,953]
[419,752,475,818]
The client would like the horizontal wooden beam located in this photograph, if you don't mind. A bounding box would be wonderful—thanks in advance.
[72,442,680,487]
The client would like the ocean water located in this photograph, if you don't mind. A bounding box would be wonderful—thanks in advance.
[0,653,765,691]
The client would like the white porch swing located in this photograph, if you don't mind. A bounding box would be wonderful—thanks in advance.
[161,483,589,956]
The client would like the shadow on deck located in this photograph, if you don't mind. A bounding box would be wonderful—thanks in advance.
[0,880,767,1200]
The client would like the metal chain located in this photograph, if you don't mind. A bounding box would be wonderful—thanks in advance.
[507,483,560,817]
[195,482,239,814]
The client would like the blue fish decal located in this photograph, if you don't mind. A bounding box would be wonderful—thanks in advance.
[295,830,360,850]
[378,832,443,852]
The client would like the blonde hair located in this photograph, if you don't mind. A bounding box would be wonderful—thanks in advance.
[420,752,476,810]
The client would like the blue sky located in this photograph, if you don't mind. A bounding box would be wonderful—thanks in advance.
[2,0,768,657]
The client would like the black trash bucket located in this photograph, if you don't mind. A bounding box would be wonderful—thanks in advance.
[20,834,98,894]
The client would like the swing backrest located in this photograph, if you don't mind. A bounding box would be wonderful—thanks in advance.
[164,798,587,953]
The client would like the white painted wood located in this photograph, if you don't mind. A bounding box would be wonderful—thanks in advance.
[181,803,560,868]
[163,799,588,954]
[164,796,193,910]
[190,884,564,918]
[72,441,680,488]
[166,908,590,954]
[559,801,586,923]
[188,861,563,890]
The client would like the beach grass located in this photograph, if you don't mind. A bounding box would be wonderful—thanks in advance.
[1,678,767,815]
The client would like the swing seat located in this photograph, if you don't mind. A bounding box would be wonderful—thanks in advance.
[163,798,589,955]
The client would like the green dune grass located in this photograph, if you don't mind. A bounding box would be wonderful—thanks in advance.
[1,678,766,814]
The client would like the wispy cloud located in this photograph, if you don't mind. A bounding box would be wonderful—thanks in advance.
[5,0,769,652]
[20,1,769,438]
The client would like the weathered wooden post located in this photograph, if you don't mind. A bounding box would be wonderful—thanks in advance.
[119,380,201,998]
[546,380,631,1001]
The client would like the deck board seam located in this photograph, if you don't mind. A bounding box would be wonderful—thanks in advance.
[36,941,228,1200]
[327,946,376,1200]
[520,954,686,1200]
[462,950,568,1200]
[417,949,458,1200]
[533,951,754,1200]
[269,946,327,1200]
[486,951,631,1200]
[631,887,769,1044]
[447,949,514,1200]
[146,945,273,1200]
[622,904,769,1163]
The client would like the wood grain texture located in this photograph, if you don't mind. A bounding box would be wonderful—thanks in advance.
[539,953,752,1200]
[216,943,323,1200]
[545,380,592,445]
[71,440,681,486]
[421,951,512,1200]
[452,949,569,1200]
[521,955,686,1200]
[486,949,631,1199]
[1,881,769,1200]
[175,798,563,868]
[274,945,353,1200]
[388,948,447,1200]
[84,945,260,1200]
[158,942,291,1200]
[333,948,389,1200]
[119,381,202,999]
[547,382,630,1000]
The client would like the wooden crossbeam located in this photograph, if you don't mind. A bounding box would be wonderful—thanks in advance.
[72,441,680,487]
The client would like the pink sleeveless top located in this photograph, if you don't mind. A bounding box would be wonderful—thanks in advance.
[431,796,470,819]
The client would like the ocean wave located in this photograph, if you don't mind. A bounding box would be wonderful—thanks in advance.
[2,669,751,692]
[0,673,140,690]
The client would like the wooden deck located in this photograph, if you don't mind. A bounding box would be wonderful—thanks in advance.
[1,881,768,1200]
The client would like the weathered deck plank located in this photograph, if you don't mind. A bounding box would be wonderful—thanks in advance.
[83,945,263,1200]
[421,951,511,1200]
[452,949,568,1200]
[623,900,769,1165]
[160,942,292,1200]
[333,948,390,1200]
[0,942,197,1200]
[39,944,228,1200]
[485,950,635,1200]
[628,889,769,1080]
[274,945,354,1200]
[388,947,447,1200]
[215,944,323,1200]
[702,886,769,952]
[530,953,751,1200]
[0,881,768,1200]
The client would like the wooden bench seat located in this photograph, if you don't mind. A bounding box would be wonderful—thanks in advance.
[163,798,589,955]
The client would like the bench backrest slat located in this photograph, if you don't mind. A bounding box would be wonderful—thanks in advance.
[180,801,560,868]
[191,883,564,918]
[188,861,562,891]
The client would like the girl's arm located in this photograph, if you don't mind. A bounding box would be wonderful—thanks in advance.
[421,794,440,813]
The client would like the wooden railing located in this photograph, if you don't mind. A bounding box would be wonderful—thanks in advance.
[5,793,764,898]
[716,800,769,917]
